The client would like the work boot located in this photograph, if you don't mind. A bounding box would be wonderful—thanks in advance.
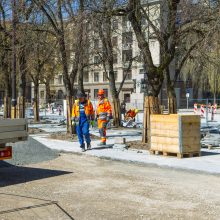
[80,143,86,152]
[98,142,106,146]
[87,143,92,150]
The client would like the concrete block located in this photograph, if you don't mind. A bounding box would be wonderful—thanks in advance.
[113,143,128,150]
[114,137,126,144]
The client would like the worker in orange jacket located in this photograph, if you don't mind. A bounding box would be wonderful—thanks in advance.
[96,89,112,146]
[125,109,139,121]
[72,91,94,151]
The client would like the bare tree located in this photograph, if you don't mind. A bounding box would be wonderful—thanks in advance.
[42,58,60,104]
[0,1,12,118]
[26,24,57,122]
[0,38,12,118]
[90,0,136,127]
[33,0,91,133]
[0,0,34,118]
[109,0,217,142]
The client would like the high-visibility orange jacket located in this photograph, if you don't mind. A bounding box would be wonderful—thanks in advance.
[96,98,112,120]
[125,109,136,119]
[72,99,94,120]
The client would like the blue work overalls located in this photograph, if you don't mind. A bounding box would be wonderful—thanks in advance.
[76,102,91,146]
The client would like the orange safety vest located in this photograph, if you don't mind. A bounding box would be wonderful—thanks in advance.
[126,109,136,119]
[96,98,112,120]
[72,99,94,119]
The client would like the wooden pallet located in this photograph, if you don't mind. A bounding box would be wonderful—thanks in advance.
[150,150,201,159]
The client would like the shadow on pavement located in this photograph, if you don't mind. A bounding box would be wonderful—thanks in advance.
[0,161,72,187]
[0,193,75,220]
[91,144,114,150]
[201,150,220,157]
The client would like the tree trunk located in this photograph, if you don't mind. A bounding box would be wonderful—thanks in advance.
[142,96,161,144]
[17,48,27,118]
[45,80,51,104]
[78,65,85,94]
[17,96,25,119]
[109,69,121,127]
[112,98,121,127]
[4,96,11,119]
[166,67,177,114]
[66,95,75,134]
[33,84,40,122]
[77,1,85,95]
[4,75,11,118]
[167,84,177,114]
[58,35,74,134]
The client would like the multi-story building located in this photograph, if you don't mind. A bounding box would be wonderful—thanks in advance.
[35,0,161,110]
[34,0,217,111]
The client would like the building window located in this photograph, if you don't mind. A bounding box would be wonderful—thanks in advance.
[112,36,118,47]
[113,53,118,64]
[114,71,118,81]
[51,90,56,99]
[94,72,99,82]
[94,89,98,98]
[122,16,131,28]
[84,72,89,82]
[103,89,108,98]
[50,78,54,85]
[57,90,64,99]
[94,39,99,48]
[124,94,131,103]
[85,89,91,99]
[139,69,145,74]
[122,32,133,45]
[123,70,132,80]
[58,75,63,84]
[112,19,118,30]
[138,52,144,62]
[123,50,133,62]
[141,17,147,26]
[94,56,100,64]
[40,91,44,99]
[103,72,108,81]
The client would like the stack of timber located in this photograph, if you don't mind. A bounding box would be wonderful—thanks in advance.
[150,114,201,158]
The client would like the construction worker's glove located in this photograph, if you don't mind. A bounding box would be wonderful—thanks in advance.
[90,120,95,127]
[72,117,79,126]
[106,117,109,123]
[102,121,107,128]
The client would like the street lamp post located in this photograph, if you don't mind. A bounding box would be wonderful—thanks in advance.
[11,0,17,118]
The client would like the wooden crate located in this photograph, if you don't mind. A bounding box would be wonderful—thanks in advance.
[150,114,201,157]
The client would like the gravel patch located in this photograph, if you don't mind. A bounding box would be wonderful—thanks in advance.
[5,137,59,166]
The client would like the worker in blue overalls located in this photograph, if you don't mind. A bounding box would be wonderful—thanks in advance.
[72,91,94,152]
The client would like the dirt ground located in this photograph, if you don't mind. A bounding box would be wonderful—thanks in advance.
[0,154,220,220]
[48,132,99,141]
[28,127,45,134]
[127,140,149,150]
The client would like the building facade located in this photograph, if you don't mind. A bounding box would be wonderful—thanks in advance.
[35,0,161,110]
